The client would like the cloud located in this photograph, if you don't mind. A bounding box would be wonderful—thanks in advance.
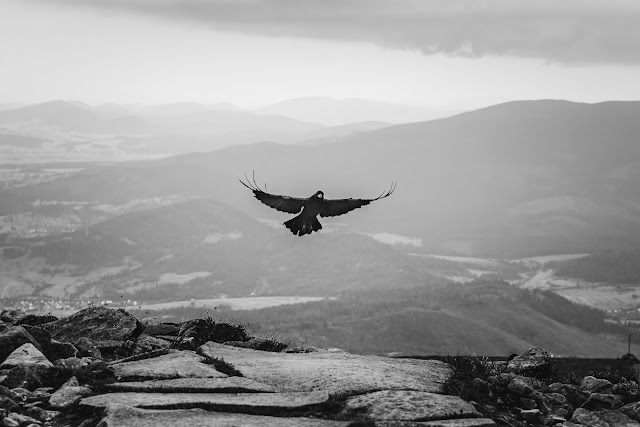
[36,0,640,64]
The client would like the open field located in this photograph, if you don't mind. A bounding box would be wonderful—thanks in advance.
[123,296,333,312]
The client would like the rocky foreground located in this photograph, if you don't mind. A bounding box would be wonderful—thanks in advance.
[1,306,640,426]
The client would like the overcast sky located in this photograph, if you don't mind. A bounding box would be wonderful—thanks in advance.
[2,0,640,110]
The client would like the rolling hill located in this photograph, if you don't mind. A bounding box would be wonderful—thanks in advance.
[0,198,441,300]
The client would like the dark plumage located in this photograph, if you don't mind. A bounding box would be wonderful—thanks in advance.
[240,173,396,236]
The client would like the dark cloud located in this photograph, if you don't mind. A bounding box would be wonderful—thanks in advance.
[38,0,640,64]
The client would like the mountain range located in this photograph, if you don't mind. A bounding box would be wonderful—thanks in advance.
[4,99,640,256]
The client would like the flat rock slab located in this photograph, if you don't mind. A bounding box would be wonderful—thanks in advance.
[81,391,329,414]
[375,419,496,426]
[105,377,275,393]
[343,390,480,422]
[199,342,452,394]
[112,351,227,380]
[99,405,349,427]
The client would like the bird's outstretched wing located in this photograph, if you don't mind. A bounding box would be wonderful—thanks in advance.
[239,173,307,214]
[320,182,396,218]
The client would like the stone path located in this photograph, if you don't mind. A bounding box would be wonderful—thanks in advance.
[79,344,495,426]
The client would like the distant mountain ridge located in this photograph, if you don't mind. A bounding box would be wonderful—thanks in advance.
[3,99,640,256]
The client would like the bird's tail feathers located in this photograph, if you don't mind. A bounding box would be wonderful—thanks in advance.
[284,215,322,236]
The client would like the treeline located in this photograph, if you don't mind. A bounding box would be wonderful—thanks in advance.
[551,249,640,284]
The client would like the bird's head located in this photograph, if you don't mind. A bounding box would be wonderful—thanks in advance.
[314,191,324,199]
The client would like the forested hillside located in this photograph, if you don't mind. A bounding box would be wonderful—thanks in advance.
[149,281,627,357]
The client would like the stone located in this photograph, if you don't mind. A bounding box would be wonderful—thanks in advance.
[111,351,228,381]
[5,413,40,426]
[49,376,91,410]
[9,387,30,402]
[54,356,106,372]
[580,376,613,393]
[622,401,640,422]
[96,405,349,427]
[224,337,288,352]
[0,309,29,324]
[0,344,53,370]
[580,393,623,411]
[546,382,590,407]
[142,323,180,337]
[519,398,537,409]
[594,410,640,426]
[571,408,609,427]
[47,340,78,361]
[507,377,536,395]
[74,337,103,359]
[0,385,13,398]
[21,326,51,355]
[631,365,640,383]
[27,406,58,422]
[2,365,44,390]
[15,314,58,327]
[506,347,553,377]
[132,335,171,355]
[1,417,19,427]
[342,390,479,421]
[198,342,452,394]
[44,306,144,343]
[105,377,275,393]
[81,391,329,413]
[27,387,53,403]
[0,327,41,365]
[519,409,542,424]
[375,420,496,427]
[0,396,18,412]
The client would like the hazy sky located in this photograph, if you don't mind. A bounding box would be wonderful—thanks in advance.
[2,0,640,110]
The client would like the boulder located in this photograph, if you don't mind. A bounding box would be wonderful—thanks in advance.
[506,348,553,378]
[0,327,41,365]
[26,406,59,422]
[570,408,609,427]
[49,376,92,410]
[44,306,144,343]
[0,344,53,370]
[47,340,79,361]
[74,337,103,359]
[622,401,640,422]
[1,365,45,390]
[580,376,613,393]
[132,335,171,355]
[545,382,590,407]
[0,309,29,324]
[21,325,51,354]
[580,393,623,411]
[0,395,18,412]
[15,313,58,327]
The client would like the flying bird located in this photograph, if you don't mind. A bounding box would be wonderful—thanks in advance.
[240,173,396,236]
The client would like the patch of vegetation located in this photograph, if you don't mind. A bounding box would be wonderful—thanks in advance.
[176,315,250,349]
[197,353,243,377]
